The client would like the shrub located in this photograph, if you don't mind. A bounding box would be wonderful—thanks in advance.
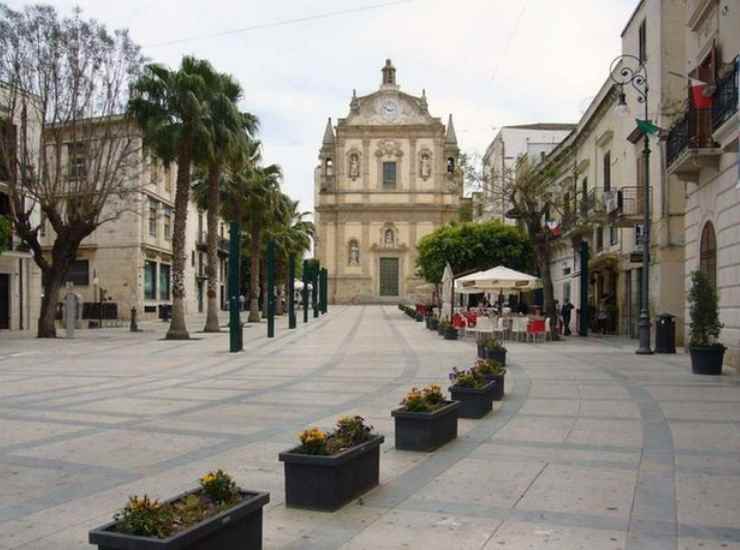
[449,366,485,389]
[401,384,446,412]
[114,495,174,538]
[688,270,723,347]
[474,358,506,377]
[298,427,328,455]
[480,337,506,352]
[199,470,238,505]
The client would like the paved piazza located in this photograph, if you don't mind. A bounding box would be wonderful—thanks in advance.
[0,305,739,549]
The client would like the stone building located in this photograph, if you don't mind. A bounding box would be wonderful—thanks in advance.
[544,0,689,341]
[0,88,42,331]
[667,0,739,371]
[314,60,463,304]
[39,122,231,323]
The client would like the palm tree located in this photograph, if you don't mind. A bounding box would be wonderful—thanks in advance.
[218,140,282,323]
[270,195,314,314]
[201,74,257,332]
[129,56,218,340]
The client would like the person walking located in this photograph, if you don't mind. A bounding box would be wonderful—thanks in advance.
[597,298,609,335]
[561,299,574,336]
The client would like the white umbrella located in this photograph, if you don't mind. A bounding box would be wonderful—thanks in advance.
[455,265,542,292]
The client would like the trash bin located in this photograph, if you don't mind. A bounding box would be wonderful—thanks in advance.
[655,313,676,354]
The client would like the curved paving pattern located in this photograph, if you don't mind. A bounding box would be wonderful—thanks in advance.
[0,306,738,549]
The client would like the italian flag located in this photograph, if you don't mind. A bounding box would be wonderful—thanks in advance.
[690,78,713,109]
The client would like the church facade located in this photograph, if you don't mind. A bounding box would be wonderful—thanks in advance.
[314,60,463,304]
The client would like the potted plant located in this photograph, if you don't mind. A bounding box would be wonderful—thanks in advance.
[439,320,458,340]
[688,270,725,375]
[477,337,507,365]
[391,385,461,452]
[473,359,506,401]
[448,367,497,418]
[278,416,383,511]
[89,470,269,549]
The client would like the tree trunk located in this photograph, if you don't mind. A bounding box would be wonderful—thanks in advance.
[167,136,193,340]
[248,221,261,323]
[37,271,63,337]
[203,163,221,332]
[536,236,559,341]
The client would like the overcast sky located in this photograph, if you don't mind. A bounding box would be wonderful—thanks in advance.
[9,0,637,214]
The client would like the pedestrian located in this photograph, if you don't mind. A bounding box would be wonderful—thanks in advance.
[561,298,574,335]
[553,299,560,333]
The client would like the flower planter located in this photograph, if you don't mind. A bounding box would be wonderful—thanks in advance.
[391,401,461,452]
[89,489,269,550]
[415,313,423,322]
[443,327,458,340]
[278,435,384,511]
[430,318,439,331]
[480,373,505,401]
[477,345,507,365]
[449,380,497,418]
[689,345,725,375]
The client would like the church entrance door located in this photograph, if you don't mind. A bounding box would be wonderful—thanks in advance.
[379,257,399,297]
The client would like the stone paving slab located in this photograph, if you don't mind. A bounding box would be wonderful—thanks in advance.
[0,305,738,549]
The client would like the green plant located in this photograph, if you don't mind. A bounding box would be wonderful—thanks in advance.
[449,367,485,389]
[401,384,446,412]
[298,427,328,455]
[199,469,238,505]
[688,270,724,347]
[114,495,174,538]
[334,415,373,446]
[474,359,506,377]
[480,337,506,352]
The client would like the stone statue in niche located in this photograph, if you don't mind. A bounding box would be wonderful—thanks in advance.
[420,152,432,179]
[349,240,360,265]
[384,228,395,248]
[349,153,360,179]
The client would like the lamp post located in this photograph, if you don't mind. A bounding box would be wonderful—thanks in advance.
[609,54,652,355]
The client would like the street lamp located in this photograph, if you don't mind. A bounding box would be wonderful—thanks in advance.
[609,54,653,355]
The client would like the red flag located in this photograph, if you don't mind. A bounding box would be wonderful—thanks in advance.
[690,78,713,109]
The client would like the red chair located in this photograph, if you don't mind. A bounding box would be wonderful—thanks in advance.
[464,312,477,328]
[526,319,546,343]
[452,313,467,330]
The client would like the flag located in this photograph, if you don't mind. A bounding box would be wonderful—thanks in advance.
[690,78,713,109]
[636,119,659,136]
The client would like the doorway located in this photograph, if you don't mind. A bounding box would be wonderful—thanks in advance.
[379,258,399,297]
[0,273,9,329]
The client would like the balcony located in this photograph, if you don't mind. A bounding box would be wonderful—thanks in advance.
[604,187,650,228]
[712,61,738,140]
[196,232,230,255]
[560,187,606,237]
[666,105,723,181]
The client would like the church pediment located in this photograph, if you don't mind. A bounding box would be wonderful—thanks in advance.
[343,91,435,126]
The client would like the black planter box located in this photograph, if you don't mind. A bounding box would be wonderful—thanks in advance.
[279,435,384,511]
[690,345,725,375]
[449,380,497,418]
[415,313,423,322]
[391,401,461,452]
[443,327,458,340]
[430,319,439,331]
[481,373,505,401]
[477,345,507,365]
[89,489,269,550]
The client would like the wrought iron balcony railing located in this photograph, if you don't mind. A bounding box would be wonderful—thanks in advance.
[712,61,738,131]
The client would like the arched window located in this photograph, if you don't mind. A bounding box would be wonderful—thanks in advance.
[700,221,717,288]
[325,158,334,176]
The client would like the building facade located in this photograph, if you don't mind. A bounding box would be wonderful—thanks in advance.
[0,89,42,331]
[478,124,574,223]
[39,127,230,323]
[545,0,689,342]
[667,0,739,371]
[314,60,463,304]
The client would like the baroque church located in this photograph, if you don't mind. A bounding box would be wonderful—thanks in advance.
[314,60,463,304]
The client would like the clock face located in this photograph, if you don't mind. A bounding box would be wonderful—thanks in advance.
[381,99,400,121]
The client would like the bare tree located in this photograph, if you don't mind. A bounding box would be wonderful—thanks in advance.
[0,4,144,337]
